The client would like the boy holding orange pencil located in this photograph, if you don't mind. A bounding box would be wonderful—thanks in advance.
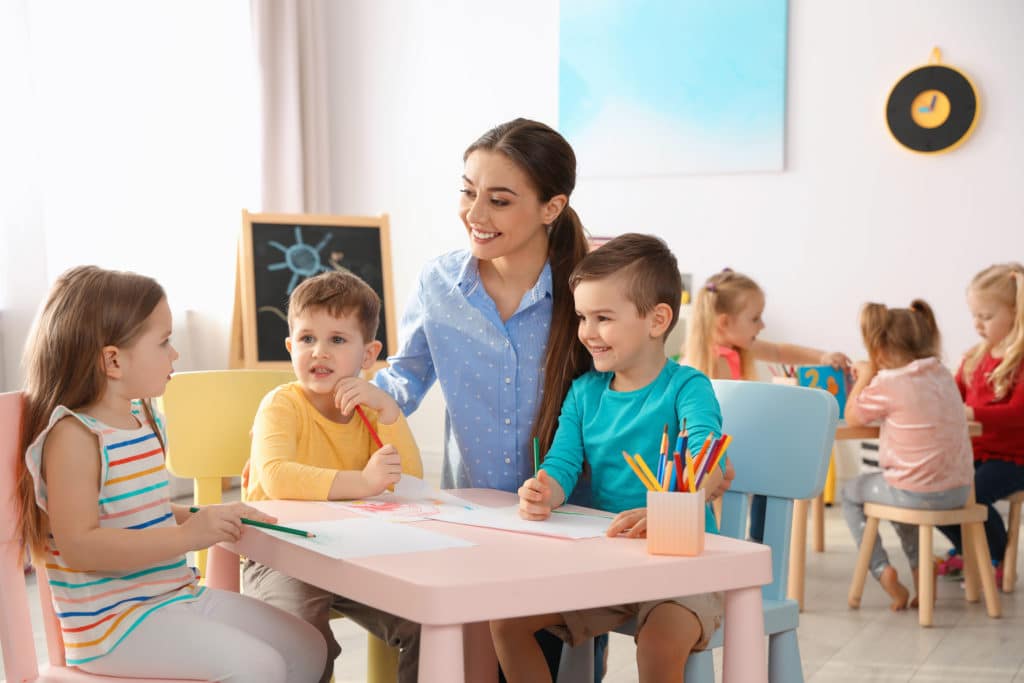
[491,234,730,683]
[244,270,423,683]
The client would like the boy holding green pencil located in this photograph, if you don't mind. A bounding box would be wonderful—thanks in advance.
[243,270,423,683]
[491,234,731,683]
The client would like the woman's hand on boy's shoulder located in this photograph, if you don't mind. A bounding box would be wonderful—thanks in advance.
[333,376,401,424]
[607,508,647,538]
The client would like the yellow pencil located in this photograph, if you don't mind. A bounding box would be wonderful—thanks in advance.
[661,460,673,492]
[621,451,658,491]
[685,453,696,493]
[633,453,664,492]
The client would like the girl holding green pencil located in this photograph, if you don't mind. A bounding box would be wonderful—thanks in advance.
[16,266,326,681]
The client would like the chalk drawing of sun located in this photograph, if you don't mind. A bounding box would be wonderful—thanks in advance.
[267,226,333,294]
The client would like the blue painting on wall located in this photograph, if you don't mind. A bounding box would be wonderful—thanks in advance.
[559,0,788,177]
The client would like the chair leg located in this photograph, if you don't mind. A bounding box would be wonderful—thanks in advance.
[366,633,399,683]
[848,516,879,609]
[768,630,804,683]
[683,649,715,683]
[962,522,980,603]
[788,498,809,610]
[966,522,1002,618]
[918,524,934,627]
[1005,499,1021,593]
[812,494,825,553]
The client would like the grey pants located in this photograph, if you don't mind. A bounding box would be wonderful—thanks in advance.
[841,473,969,579]
[243,560,420,683]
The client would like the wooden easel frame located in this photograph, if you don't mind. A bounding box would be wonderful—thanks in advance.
[232,210,396,371]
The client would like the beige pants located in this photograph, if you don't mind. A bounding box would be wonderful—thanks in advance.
[549,591,723,650]
[243,560,420,683]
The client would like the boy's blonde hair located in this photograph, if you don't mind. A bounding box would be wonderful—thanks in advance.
[568,233,682,339]
[288,270,381,343]
[18,266,167,555]
[860,299,941,366]
[685,269,762,379]
[963,262,1024,399]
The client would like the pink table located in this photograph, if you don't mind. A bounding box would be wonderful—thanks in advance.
[205,489,772,682]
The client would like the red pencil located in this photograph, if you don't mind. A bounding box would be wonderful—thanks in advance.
[673,452,685,491]
[354,405,383,448]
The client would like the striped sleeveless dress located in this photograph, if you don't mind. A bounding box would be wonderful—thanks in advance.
[25,401,202,665]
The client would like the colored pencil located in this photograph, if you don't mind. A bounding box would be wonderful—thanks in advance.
[656,424,669,484]
[188,507,316,538]
[661,460,673,492]
[621,451,658,491]
[533,436,540,475]
[633,453,663,493]
[673,452,685,492]
[355,405,383,449]
[685,453,696,493]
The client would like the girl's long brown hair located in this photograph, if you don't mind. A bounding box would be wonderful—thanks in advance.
[963,262,1024,399]
[18,266,166,554]
[464,119,590,455]
[684,269,762,380]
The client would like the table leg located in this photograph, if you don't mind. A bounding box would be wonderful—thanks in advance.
[420,624,465,683]
[722,586,766,683]
[463,621,498,683]
[205,543,240,592]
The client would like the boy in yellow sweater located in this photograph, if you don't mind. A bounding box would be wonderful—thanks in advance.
[244,270,423,683]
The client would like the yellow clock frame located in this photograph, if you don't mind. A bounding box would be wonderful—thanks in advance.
[885,48,979,155]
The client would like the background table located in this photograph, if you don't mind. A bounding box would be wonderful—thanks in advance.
[206,489,773,682]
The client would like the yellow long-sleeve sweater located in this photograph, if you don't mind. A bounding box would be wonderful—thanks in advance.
[246,382,422,502]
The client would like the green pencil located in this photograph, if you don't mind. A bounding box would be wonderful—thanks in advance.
[188,507,316,538]
[533,436,540,475]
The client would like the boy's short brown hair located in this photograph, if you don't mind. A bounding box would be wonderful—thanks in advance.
[287,270,381,342]
[569,233,682,338]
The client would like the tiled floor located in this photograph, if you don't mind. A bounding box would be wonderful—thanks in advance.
[10,499,1023,682]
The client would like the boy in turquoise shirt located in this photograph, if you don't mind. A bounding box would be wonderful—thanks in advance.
[491,233,726,683]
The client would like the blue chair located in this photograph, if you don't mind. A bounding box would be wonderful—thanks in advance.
[558,380,838,682]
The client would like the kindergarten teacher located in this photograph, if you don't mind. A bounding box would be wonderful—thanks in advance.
[372,118,590,493]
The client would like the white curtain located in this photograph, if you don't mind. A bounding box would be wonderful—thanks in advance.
[250,0,332,213]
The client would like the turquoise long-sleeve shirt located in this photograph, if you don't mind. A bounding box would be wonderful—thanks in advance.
[541,360,722,531]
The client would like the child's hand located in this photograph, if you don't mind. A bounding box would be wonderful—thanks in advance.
[182,503,277,550]
[821,351,852,369]
[852,360,876,381]
[607,508,648,538]
[703,457,734,502]
[518,470,556,521]
[333,377,401,425]
[361,444,403,495]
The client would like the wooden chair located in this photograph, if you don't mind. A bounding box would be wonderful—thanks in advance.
[1,390,203,682]
[847,490,1002,626]
[156,370,398,683]
[1003,490,1024,593]
[558,380,838,682]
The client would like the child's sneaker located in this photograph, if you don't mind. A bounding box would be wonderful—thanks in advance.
[937,549,963,580]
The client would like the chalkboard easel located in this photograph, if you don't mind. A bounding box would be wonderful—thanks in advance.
[230,211,396,371]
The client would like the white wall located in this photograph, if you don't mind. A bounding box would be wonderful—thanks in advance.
[321,0,1024,460]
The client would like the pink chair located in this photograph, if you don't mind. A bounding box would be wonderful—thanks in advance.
[0,391,199,683]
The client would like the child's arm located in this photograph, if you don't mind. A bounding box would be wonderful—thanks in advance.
[965,372,1024,426]
[43,419,267,572]
[333,377,425,477]
[751,339,851,369]
[843,361,880,427]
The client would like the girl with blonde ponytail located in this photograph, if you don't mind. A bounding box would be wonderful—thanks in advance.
[683,268,850,542]
[937,263,1024,582]
[843,298,973,610]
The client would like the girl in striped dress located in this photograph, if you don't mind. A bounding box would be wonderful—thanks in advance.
[17,265,326,681]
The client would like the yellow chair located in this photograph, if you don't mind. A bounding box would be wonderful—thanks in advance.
[157,369,399,682]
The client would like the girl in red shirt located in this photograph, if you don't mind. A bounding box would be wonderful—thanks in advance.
[939,262,1024,585]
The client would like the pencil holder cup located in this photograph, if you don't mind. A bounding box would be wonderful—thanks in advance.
[646,489,705,556]
[771,376,798,386]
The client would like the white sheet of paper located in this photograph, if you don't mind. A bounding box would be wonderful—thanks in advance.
[253,518,474,559]
[328,475,477,522]
[431,505,614,539]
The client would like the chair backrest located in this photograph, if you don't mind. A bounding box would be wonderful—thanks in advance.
[155,369,295,505]
[711,380,838,602]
